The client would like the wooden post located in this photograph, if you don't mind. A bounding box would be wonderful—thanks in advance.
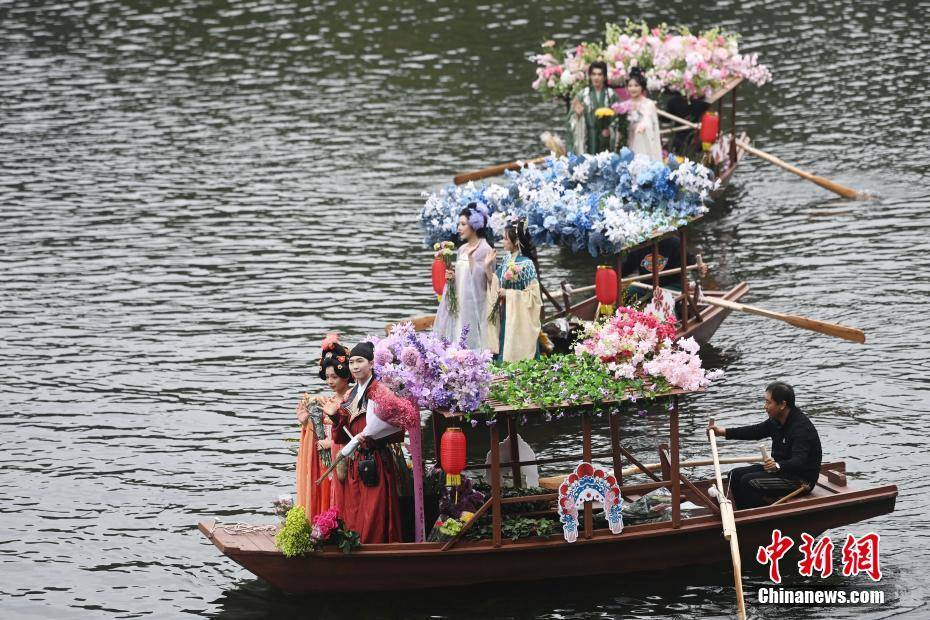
[609,409,622,487]
[506,415,522,489]
[582,411,593,539]
[729,88,738,167]
[615,253,624,307]
[651,241,660,292]
[670,395,681,528]
[679,229,689,329]
[490,416,502,548]
[431,411,442,463]
[560,280,572,319]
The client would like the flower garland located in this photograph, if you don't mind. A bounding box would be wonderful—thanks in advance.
[574,306,723,391]
[490,353,669,410]
[275,506,360,556]
[420,148,718,257]
[372,322,493,415]
[488,306,723,409]
[532,21,771,101]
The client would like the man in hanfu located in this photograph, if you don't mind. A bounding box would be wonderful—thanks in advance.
[566,60,618,154]
[709,382,823,510]
[324,342,417,544]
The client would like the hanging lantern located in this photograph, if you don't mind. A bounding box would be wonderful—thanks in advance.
[431,257,446,300]
[440,427,467,487]
[700,111,719,151]
[595,265,618,316]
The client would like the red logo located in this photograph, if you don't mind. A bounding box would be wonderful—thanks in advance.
[757,530,882,583]
[756,529,794,584]
[841,533,882,581]
[798,533,834,578]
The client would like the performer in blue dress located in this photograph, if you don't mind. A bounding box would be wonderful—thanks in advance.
[485,219,542,361]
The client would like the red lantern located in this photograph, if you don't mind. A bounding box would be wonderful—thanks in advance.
[440,427,467,487]
[700,111,719,151]
[431,257,446,299]
[595,265,618,317]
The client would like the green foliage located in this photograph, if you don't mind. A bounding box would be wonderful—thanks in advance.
[465,515,559,542]
[336,528,360,554]
[275,506,314,558]
[488,353,669,412]
[472,484,553,515]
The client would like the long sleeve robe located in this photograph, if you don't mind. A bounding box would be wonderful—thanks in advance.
[433,239,493,350]
[330,378,406,544]
[485,254,541,362]
[627,97,663,161]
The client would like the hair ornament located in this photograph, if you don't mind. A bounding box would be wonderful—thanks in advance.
[321,332,341,352]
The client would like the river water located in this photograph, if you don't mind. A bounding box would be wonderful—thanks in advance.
[1,1,928,618]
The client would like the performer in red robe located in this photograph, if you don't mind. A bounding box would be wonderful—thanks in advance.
[325,342,415,544]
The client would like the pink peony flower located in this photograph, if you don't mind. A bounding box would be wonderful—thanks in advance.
[312,507,340,539]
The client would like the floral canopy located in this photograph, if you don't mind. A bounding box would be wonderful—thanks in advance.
[420,148,719,258]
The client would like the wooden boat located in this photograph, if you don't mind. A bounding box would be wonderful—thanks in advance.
[388,220,749,348]
[453,77,749,197]
[198,465,893,593]
[541,222,749,348]
[198,388,896,593]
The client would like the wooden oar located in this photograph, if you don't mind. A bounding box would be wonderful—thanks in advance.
[655,109,865,200]
[708,418,748,620]
[453,156,548,185]
[628,281,866,343]
[698,293,865,344]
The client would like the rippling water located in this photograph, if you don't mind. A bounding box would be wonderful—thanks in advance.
[2,1,928,617]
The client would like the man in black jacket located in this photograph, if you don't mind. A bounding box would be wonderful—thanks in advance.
[709,382,822,509]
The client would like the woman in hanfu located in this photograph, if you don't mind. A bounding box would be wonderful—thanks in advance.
[433,202,495,350]
[294,334,353,519]
[625,68,663,161]
[566,60,618,154]
[325,342,417,544]
[485,219,542,361]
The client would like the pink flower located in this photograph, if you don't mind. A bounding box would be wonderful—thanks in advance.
[374,345,394,367]
[611,99,632,115]
[312,507,340,539]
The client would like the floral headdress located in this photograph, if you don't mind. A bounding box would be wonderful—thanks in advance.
[319,332,351,381]
[466,202,490,231]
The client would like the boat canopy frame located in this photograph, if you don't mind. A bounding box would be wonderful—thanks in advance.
[430,387,719,550]
[545,221,705,332]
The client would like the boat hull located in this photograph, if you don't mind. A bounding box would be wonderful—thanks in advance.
[198,468,895,593]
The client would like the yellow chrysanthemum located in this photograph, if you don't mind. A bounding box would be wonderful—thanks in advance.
[594,107,615,118]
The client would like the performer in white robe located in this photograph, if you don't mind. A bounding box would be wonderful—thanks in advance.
[625,68,663,161]
[433,203,494,350]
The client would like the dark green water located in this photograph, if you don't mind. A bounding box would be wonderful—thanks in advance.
[1,1,928,617]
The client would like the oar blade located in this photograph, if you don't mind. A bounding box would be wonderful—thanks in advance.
[783,314,866,344]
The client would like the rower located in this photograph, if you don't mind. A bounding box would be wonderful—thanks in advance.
[709,382,823,510]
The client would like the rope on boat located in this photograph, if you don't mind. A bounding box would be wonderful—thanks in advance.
[208,520,278,537]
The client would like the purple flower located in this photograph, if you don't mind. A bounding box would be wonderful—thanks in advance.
[374,346,393,367]
[400,346,420,367]
[457,323,471,348]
